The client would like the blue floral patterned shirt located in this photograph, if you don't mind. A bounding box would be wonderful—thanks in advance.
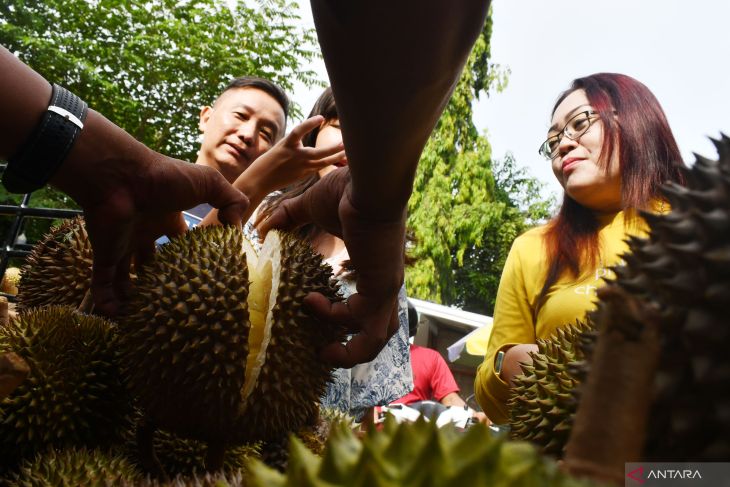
[320,277,413,422]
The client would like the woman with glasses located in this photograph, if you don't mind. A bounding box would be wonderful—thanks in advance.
[474,73,685,424]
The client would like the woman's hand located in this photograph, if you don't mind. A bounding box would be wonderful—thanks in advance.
[501,344,539,386]
[200,115,345,227]
[245,115,345,194]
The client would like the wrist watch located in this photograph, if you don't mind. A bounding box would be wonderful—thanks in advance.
[494,350,506,376]
[2,83,88,194]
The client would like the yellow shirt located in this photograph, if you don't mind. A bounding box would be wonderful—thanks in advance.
[474,207,655,424]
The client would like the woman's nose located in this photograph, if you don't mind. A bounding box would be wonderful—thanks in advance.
[557,131,578,156]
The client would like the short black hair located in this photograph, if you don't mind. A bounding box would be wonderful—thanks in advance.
[302,86,337,148]
[407,299,419,338]
[221,76,290,123]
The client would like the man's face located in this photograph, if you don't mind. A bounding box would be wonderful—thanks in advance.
[198,87,286,183]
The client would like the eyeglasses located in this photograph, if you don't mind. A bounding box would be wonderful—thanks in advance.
[538,110,600,160]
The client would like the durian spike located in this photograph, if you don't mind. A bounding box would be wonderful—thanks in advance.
[563,285,661,484]
[0,351,29,400]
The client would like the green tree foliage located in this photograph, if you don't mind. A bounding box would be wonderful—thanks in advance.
[406,11,553,315]
[0,0,318,244]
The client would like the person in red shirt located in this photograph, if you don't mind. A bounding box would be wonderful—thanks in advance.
[394,341,463,406]
[391,301,489,423]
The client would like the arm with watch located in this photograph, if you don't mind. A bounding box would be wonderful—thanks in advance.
[0,46,249,316]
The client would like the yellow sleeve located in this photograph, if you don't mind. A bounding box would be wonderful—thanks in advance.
[474,233,540,424]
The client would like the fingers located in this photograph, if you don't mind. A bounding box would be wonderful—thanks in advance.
[257,193,311,237]
[307,291,400,368]
[298,143,345,160]
[90,259,121,316]
[320,329,389,368]
[312,149,346,168]
[196,166,249,226]
[287,115,324,141]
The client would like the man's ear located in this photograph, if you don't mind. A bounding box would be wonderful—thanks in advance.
[199,106,213,133]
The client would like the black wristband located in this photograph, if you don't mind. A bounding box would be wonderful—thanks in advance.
[2,84,88,194]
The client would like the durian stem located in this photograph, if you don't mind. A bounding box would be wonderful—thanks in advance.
[205,441,226,472]
[0,352,29,400]
[563,288,661,484]
[137,416,166,479]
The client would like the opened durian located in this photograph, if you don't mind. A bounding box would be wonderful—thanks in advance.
[7,447,141,486]
[508,321,595,456]
[0,306,129,467]
[1,267,21,295]
[248,417,599,487]
[16,217,93,310]
[118,226,344,468]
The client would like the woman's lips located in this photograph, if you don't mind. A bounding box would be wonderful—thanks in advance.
[562,157,582,172]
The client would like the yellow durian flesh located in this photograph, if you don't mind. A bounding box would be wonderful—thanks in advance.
[242,232,282,401]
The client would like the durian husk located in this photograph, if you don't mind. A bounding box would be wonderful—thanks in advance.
[508,320,593,456]
[122,470,249,487]
[7,447,141,486]
[248,417,599,487]
[118,225,251,444]
[119,227,344,447]
[16,217,93,311]
[0,306,129,467]
[122,409,260,478]
[564,134,730,481]
[259,406,357,472]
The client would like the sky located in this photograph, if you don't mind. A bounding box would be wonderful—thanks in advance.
[291,0,730,199]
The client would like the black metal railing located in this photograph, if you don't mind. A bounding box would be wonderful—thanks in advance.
[0,163,82,301]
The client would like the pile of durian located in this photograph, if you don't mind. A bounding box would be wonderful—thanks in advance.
[0,220,602,486]
[6,134,727,485]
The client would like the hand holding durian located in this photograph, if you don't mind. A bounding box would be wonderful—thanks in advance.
[0,47,250,319]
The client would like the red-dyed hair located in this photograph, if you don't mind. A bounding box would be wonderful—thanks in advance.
[538,73,685,304]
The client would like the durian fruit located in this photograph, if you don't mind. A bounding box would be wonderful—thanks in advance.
[629,135,730,460]
[16,217,92,310]
[1,267,21,295]
[564,135,730,478]
[7,447,141,486]
[508,321,594,456]
[0,306,129,466]
[259,407,356,472]
[118,226,343,460]
[248,417,600,487]
[122,410,260,478]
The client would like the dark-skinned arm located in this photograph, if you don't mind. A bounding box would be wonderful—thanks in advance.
[259,0,490,367]
[0,46,249,315]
